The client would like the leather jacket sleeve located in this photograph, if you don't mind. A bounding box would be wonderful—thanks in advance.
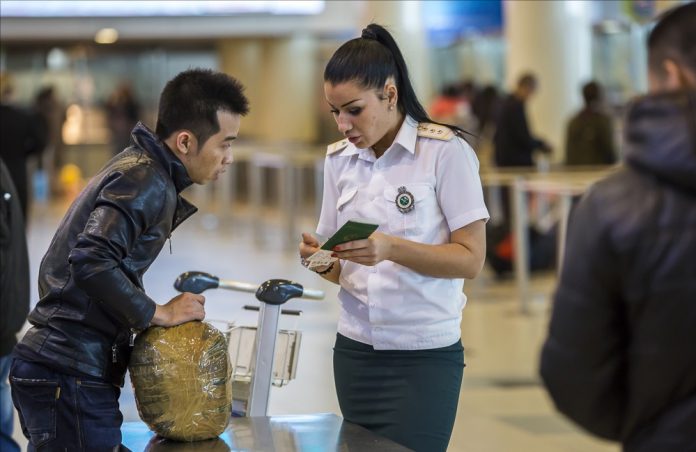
[68,168,161,330]
[540,188,627,440]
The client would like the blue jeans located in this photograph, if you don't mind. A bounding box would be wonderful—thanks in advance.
[10,358,124,451]
[1,355,21,452]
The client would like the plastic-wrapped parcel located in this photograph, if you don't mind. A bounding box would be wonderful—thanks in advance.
[129,321,232,441]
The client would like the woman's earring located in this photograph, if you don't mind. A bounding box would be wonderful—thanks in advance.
[389,105,394,111]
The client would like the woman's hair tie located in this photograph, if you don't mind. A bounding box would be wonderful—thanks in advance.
[361,27,377,40]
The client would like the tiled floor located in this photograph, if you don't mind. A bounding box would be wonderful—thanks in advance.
[11,195,619,452]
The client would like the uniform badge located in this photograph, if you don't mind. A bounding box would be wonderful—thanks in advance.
[395,186,415,213]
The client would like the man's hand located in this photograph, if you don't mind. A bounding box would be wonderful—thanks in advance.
[332,231,393,266]
[151,292,205,327]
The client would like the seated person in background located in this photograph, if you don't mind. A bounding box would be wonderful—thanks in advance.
[565,81,616,166]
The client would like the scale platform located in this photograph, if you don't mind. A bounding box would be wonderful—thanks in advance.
[122,413,412,451]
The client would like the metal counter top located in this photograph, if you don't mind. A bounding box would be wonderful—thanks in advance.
[122,413,412,451]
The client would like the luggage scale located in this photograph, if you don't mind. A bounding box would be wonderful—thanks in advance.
[173,271,324,417]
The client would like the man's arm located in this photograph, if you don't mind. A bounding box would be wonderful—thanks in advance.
[69,170,201,329]
[540,190,626,440]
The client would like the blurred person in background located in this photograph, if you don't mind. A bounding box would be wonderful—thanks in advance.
[541,3,696,451]
[429,83,465,124]
[429,80,478,135]
[0,73,48,221]
[106,81,141,156]
[300,23,488,452]
[9,69,248,451]
[33,86,66,197]
[0,158,29,452]
[472,84,501,138]
[493,72,551,167]
[565,80,616,166]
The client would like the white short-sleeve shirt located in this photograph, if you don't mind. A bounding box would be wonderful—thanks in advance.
[317,116,489,350]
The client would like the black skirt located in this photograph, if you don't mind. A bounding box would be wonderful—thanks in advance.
[333,333,464,452]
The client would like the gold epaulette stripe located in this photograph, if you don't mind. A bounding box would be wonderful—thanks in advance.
[327,138,349,155]
[417,123,454,141]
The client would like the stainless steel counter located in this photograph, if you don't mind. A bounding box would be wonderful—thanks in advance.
[122,413,412,451]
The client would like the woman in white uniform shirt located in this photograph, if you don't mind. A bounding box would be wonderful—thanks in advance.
[300,24,489,452]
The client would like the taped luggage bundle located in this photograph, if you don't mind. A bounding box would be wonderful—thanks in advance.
[129,321,232,441]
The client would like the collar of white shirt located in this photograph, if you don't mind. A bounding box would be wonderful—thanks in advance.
[340,115,418,162]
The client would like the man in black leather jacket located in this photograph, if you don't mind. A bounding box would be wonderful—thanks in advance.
[9,68,249,451]
[540,4,696,451]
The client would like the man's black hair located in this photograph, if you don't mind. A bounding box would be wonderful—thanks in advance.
[648,2,696,76]
[582,81,602,106]
[155,68,249,145]
[324,23,469,139]
[517,73,537,89]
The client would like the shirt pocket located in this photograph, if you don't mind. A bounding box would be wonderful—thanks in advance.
[336,187,358,227]
[383,183,436,237]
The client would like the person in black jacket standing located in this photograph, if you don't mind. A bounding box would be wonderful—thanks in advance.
[493,73,551,168]
[9,68,249,451]
[540,3,696,451]
[0,158,29,452]
[0,74,47,222]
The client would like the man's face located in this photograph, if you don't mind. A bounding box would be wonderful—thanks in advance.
[183,110,240,184]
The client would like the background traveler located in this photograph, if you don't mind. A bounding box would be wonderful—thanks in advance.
[0,74,48,221]
[493,72,551,168]
[0,158,29,452]
[540,3,696,451]
[564,80,617,166]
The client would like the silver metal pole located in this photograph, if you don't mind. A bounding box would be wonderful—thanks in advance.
[512,177,530,314]
[247,302,281,417]
[556,193,573,276]
[217,280,259,293]
[300,288,324,300]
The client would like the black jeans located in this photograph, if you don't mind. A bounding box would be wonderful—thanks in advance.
[10,358,124,451]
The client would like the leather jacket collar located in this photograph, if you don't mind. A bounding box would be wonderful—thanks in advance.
[130,122,197,229]
[130,122,193,194]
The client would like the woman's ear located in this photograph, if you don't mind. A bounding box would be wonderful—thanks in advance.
[384,81,398,109]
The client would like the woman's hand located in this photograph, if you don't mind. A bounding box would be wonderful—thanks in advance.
[300,232,321,259]
[332,232,393,266]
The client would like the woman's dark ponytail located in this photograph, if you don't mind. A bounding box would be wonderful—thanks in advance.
[326,23,469,140]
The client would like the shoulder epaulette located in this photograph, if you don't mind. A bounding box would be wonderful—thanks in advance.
[417,123,455,141]
[327,138,349,155]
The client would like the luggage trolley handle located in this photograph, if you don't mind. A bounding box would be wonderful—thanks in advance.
[173,272,325,417]
[174,271,325,301]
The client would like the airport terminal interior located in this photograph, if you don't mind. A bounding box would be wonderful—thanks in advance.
[1,1,692,451]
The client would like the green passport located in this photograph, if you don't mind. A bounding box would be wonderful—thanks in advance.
[320,218,380,251]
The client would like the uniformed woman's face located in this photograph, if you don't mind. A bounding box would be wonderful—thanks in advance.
[324,80,397,152]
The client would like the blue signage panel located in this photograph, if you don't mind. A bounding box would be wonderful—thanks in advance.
[424,0,503,47]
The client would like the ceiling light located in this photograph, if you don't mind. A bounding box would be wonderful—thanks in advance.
[95,28,118,44]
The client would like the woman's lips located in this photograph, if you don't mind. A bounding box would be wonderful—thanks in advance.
[348,136,360,144]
